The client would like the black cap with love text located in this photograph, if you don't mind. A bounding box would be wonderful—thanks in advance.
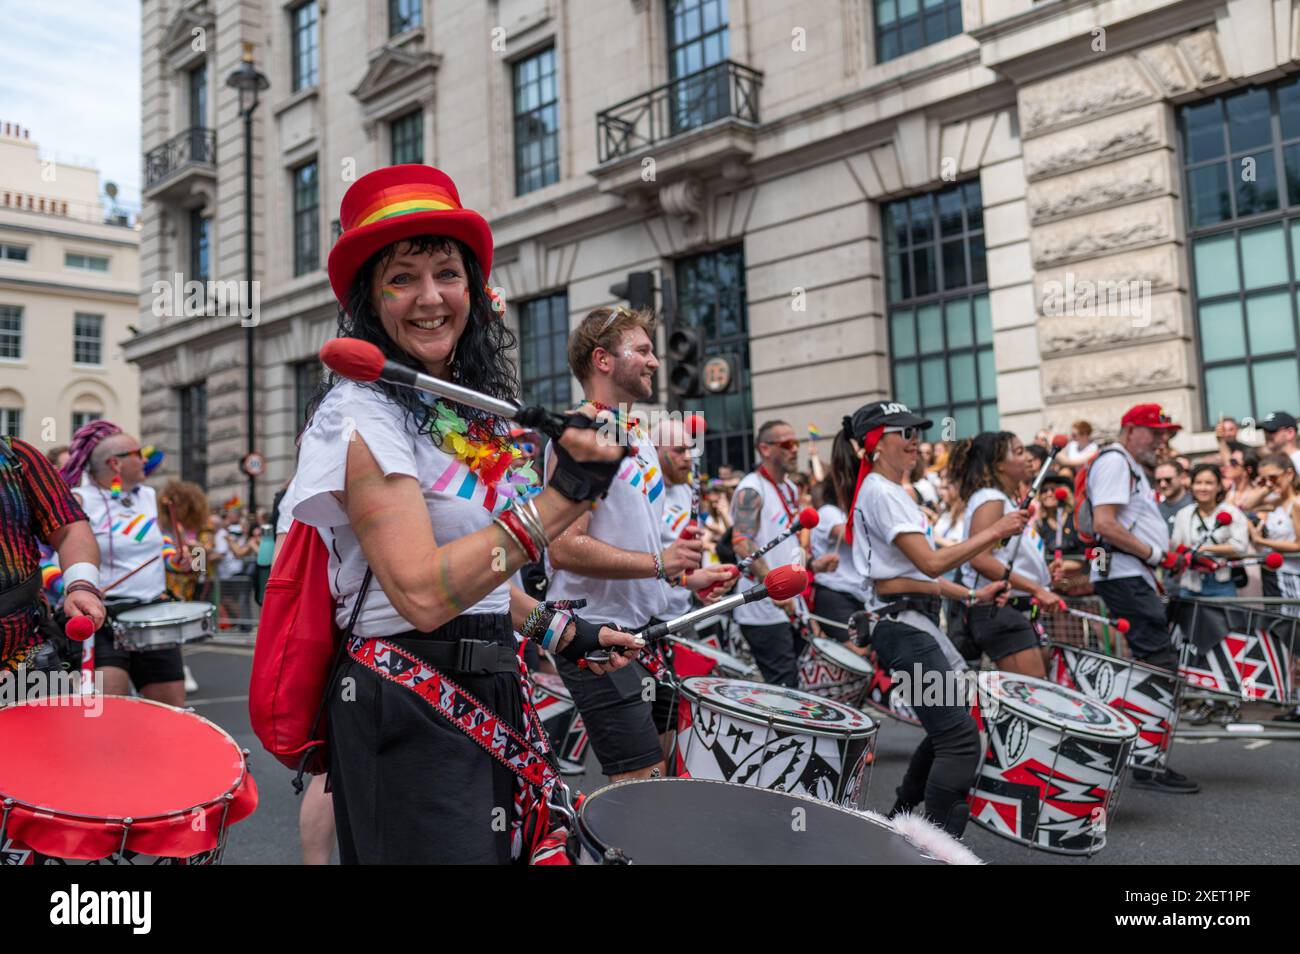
[844,400,933,442]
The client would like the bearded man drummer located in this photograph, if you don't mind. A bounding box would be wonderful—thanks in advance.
[62,421,193,706]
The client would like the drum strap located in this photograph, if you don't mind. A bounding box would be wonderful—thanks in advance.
[347,633,561,860]
[0,571,40,620]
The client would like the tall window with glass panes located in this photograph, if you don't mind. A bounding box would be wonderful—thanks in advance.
[883,180,996,437]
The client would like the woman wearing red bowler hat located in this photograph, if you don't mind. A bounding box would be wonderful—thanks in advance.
[286,164,642,864]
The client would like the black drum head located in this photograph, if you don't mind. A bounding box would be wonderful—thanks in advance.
[578,778,941,865]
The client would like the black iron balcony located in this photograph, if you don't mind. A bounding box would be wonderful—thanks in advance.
[597,61,762,164]
[144,127,217,190]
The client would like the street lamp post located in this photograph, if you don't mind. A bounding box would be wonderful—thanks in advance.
[226,43,269,516]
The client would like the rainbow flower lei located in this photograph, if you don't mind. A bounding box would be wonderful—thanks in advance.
[428,401,540,501]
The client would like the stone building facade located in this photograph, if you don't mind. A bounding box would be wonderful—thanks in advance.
[0,123,140,450]
[129,0,1293,504]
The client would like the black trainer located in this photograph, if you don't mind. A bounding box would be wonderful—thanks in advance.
[1131,767,1200,794]
[1272,706,1300,723]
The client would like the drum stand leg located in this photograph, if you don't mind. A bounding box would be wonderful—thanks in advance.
[213,793,235,865]
[118,817,134,860]
[0,798,12,848]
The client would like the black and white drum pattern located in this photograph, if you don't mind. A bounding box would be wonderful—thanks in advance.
[1048,643,1180,770]
[529,672,590,775]
[797,636,872,706]
[969,672,1137,856]
[674,678,877,808]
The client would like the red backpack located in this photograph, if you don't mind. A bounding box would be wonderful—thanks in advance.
[1073,445,1141,546]
[249,520,366,778]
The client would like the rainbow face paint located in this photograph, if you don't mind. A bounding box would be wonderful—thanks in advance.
[381,285,400,302]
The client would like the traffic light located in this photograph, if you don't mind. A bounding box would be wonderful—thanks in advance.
[668,324,704,399]
[609,271,655,311]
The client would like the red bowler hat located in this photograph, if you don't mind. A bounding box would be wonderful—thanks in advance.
[1121,403,1181,431]
[327,164,493,310]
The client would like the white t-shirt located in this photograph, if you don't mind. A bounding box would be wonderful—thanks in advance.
[732,469,804,626]
[854,472,934,611]
[75,480,167,604]
[933,509,966,545]
[1087,444,1168,583]
[1171,503,1249,590]
[289,380,514,633]
[1264,499,1300,575]
[659,480,695,618]
[545,424,669,627]
[810,503,866,599]
[960,486,1050,595]
[213,528,247,579]
[1065,440,1099,462]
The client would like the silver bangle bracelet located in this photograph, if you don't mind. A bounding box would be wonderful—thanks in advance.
[514,499,549,556]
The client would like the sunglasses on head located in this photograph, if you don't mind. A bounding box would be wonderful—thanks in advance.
[598,305,635,334]
[883,425,919,442]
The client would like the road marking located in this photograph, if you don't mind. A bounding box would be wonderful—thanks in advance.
[1245,739,1272,750]
[1174,737,1218,745]
[185,694,249,706]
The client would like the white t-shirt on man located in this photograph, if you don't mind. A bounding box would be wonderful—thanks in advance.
[732,469,804,626]
[75,480,167,604]
[1086,443,1168,583]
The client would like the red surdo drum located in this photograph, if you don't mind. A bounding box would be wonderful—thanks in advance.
[0,697,258,865]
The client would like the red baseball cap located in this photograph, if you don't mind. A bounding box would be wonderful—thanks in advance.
[1121,403,1181,431]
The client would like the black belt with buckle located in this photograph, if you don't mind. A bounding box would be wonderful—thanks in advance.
[390,636,519,675]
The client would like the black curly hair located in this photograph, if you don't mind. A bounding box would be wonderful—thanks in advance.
[947,431,1018,502]
[304,235,519,443]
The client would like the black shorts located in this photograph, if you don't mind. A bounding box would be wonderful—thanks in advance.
[1092,576,1177,668]
[964,602,1041,660]
[555,646,676,776]
[811,585,864,641]
[92,626,185,688]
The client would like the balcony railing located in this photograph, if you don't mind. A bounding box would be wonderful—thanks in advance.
[597,60,762,164]
[143,127,216,190]
[0,191,139,228]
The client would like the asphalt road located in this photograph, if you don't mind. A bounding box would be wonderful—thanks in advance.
[185,643,1298,865]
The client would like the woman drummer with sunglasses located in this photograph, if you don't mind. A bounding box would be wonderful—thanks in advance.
[843,403,1027,835]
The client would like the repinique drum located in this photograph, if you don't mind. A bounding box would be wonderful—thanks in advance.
[573,777,978,864]
[1048,642,1181,770]
[0,696,258,865]
[529,672,590,775]
[665,633,757,679]
[1178,619,1298,704]
[969,672,1136,856]
[114,600,216,651]
[673,677,877,808]
[861,646,921,726]
[798,636,872,706]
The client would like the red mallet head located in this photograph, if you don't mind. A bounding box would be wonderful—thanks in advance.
[1053,487,1070,502]
[1115,618,1131,634]
[320,338,385,382]
[1050,434,1069,450]
[685,413,706,438]
[764,565,809,601]
[1215,510,1233,526]
[65,615,96,642]
[1265,552,1285,570]
[796,507,820,530]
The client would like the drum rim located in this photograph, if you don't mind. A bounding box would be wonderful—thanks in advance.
[115,601,217,629]
[0,696,250,824]
[1047,640,1174,679]
[809,636,873,675]
[978,670,1137,740]
[679,676,877,737]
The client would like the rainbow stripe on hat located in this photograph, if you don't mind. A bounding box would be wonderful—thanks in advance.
[348,184,460,230]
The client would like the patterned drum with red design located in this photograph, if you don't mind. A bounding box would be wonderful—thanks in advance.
[673,677,877,808]
[861,645,921,726]
[1048,642,1181,770]
[797,636,872,706]
[529,672,590,775]
[969,672,1136,856]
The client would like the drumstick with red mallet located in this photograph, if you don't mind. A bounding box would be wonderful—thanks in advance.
[1219,552,1285,570]
[1001,434,1069,583]
[320,338,615,444]
[693,505,819,602]
[686,413,705,525]
[1043,602,1130,635]
[584,565,809,663]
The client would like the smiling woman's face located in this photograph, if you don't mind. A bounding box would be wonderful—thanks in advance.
[371,241,472,376]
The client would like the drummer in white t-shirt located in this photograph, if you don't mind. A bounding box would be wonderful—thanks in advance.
[809,430,872,646]
[730,421,816,687]
[843,401,1027,835]
[63,424,189,705]
[948,431,1066,677]
[546,309,735,781]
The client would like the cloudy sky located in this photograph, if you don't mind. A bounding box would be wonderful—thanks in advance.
[0,0,143,208]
